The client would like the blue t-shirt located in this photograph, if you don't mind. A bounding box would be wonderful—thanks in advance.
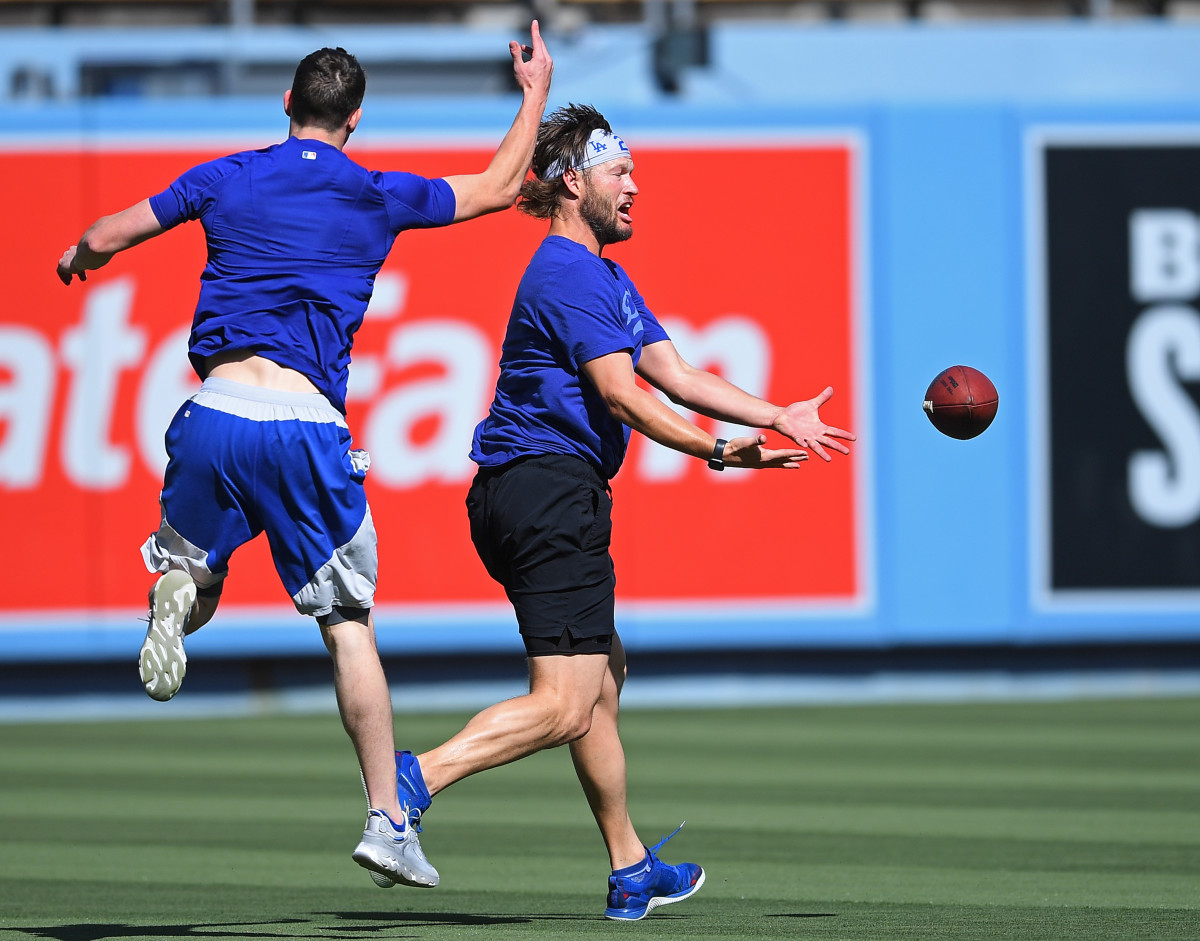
[470,235,670,480]
[149,136,456,413]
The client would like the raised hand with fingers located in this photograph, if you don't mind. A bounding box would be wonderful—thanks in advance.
[510,20,553,97]
[772,386,856,462]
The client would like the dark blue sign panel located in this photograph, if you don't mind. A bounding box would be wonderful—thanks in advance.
[1039,141,1200,592]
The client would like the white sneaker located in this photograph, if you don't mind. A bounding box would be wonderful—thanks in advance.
[138,570,196,702]
[352,809,439,888]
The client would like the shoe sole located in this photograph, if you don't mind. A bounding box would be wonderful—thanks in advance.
[368,870,398,888]
[351,841,438,888]
[605,869,706,921]
[139,570,196,702]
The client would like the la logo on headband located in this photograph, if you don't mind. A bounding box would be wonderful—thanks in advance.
[541,129,631,181]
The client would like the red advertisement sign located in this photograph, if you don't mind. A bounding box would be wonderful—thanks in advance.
[2,141,863,625]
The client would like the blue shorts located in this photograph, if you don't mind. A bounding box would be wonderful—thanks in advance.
[141,378,377,618]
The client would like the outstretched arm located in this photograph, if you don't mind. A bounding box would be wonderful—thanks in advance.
[582,351,806,469]
[443,20,553,222]
[56,198,164,285]
[636,339,855,462]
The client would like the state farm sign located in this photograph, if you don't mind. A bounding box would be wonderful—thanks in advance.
[3,142,864,621]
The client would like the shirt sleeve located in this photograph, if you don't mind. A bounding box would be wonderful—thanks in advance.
[148,153,247,230]
[632,283,670,346]
[374,171,457,229]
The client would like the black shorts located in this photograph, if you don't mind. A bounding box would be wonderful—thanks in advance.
[467,454,616,654]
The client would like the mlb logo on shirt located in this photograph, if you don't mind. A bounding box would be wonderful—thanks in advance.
[302,150,317,160]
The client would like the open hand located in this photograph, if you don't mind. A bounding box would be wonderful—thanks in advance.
[773,386,855,462]
[723,434,808,469]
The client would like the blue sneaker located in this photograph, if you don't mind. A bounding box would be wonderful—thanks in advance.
[395,750,432,831]
[604,824,705,921]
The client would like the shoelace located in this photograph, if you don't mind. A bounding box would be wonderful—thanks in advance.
[648,820,686,856]
[408,804,423,833]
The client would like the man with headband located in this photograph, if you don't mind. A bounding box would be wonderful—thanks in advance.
[391,105,854,919]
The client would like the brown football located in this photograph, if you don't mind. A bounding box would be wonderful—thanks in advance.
[923,365,998,440]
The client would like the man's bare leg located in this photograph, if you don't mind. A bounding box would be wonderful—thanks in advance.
[320,612,402,822]
[568,635,644,870]
[325,612,439,888]
[417,652,609,795]
[188,586,220,633]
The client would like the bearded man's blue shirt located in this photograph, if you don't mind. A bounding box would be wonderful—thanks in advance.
[470,235,671,480]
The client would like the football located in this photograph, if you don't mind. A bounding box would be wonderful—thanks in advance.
[922,365,998,440]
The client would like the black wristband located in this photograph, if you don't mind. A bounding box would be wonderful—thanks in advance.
[708,438,728,471]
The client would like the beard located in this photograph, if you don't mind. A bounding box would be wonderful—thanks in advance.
[580,185,632,247]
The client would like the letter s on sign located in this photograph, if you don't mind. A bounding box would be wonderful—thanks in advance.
[1127,304,1200,528]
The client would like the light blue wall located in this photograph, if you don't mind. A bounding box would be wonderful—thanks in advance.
[874,106,1019,642]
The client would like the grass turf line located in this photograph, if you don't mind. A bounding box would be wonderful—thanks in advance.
[0,699,1196,940]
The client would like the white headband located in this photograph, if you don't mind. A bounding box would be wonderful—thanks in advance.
[541,129,630,182]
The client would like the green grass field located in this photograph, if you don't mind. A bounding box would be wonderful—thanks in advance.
[1,697,1197,941]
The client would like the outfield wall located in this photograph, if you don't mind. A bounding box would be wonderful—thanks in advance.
[3,22,1200,661]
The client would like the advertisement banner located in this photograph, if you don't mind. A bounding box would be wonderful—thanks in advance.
[1,140,865,649]
[1032,133,1200,603]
